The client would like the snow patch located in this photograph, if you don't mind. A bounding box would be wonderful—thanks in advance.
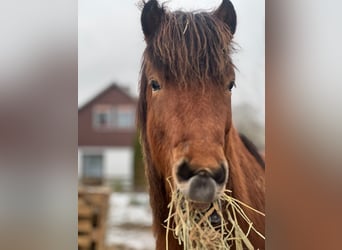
[106,192,155,249]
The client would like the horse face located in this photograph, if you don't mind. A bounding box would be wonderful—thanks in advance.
[140,0,237,207]
[144,68,234,206]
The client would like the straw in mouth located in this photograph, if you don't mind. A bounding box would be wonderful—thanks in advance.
[164,188,265,250]
[189,201,222,226]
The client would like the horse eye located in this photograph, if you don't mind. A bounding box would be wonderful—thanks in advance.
[227,80,236,91]
[150,80,161,92]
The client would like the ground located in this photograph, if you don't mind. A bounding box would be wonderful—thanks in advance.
[106,192,155,250]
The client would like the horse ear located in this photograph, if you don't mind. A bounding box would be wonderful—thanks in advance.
[214,0,237,35]
[141,0,164,40]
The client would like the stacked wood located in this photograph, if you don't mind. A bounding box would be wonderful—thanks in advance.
[78,186,110,250]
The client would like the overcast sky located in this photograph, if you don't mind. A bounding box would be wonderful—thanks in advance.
[78,0,264,121]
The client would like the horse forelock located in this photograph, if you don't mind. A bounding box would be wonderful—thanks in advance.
[143,10,236,86]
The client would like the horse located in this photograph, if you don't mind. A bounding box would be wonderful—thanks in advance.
[137,0,265,249]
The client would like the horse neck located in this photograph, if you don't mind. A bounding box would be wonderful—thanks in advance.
[225,126,265,249]
[226,126,265,212]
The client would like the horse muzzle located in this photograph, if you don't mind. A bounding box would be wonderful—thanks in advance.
[175,160,228,208]
[188,171,217,203]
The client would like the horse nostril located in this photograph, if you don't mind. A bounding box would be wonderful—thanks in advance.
[212,164,227,185]
[177,161,227,185]
[176,161,195,182]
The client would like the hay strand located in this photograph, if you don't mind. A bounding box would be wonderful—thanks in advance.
[165,184,265,250]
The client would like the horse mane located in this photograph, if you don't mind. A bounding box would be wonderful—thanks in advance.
[239,133,265,169]
[142,7,235,86]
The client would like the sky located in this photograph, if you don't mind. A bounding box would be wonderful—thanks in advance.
[78,0,264,122]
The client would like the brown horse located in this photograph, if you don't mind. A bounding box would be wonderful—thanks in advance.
[137,0,265,249]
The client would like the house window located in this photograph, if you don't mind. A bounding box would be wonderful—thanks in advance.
[93,105,111,129]
[93,105,135,130]
[116,106,135,128]
[82,154,103,179]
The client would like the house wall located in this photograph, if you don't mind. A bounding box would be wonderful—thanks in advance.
[78,146,133,182]
[105,147,133,178]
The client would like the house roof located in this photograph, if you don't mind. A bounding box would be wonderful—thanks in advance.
[79,83,137,112]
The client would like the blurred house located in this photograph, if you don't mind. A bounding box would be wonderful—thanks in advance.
[78,83,137,189]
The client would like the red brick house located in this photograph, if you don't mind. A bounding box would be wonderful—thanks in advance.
[78,83,137,187]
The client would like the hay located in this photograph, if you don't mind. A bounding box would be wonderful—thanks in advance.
[164,183,265,250]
